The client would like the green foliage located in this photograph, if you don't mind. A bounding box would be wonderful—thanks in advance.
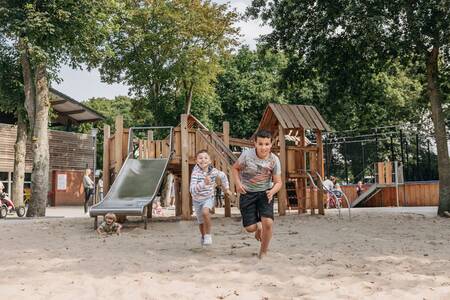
[0,0,120,74]
[215,46,288,138]
[0,40,24,115]
[99,0,239,124]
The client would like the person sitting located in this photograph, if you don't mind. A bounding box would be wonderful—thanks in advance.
[97,213,122,236]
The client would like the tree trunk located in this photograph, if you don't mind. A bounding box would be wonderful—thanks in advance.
[19,40,35,127]
[26,65,50,217]
[426,46,450,216]
[12,113,27,208]
[183,81,194,114]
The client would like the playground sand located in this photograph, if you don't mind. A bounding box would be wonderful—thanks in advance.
[1,209,450,300]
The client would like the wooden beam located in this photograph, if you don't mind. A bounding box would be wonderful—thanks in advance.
[114,115,124,175]
[63,109,86,115]
[103,124,110,194]
[315,129,324,215]
[181,114,191,220]
[278,124,287,216]
[50,99,68,105]
[223,121,232,216]
[298,129,306,213]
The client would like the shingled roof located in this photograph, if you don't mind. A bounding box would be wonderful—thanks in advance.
[257,103,331,132]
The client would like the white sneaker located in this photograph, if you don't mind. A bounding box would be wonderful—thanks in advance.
[203,234,212,246]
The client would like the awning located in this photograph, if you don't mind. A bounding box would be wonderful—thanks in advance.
[50,88,105,124]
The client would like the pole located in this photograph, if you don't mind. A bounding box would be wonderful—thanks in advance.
[395,161,399,207]
[93,134,97,204]
[343,139,348,184]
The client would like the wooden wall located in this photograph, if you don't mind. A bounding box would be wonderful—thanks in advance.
[341,182,439,207]
[0,123,94,172]
[0,123,94,206]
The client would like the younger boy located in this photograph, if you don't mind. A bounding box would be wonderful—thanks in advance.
[190,150,231,246]
[97,212,122,236]
[232,130,282,258]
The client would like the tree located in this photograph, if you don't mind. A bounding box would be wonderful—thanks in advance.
[0,40,27,209]
[215,46,288,138]
[0,0,119,216]
[249,0,450,216]
[100,0,238,122]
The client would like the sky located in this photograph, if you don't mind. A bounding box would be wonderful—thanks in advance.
[53,0,271,102]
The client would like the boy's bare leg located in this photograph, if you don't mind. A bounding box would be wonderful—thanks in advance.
[259,217,273,258]
[244,222,262,241]
[199,224,205,237]
[202,208,211,234]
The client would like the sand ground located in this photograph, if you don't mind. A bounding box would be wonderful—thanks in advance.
[1,207,449,300]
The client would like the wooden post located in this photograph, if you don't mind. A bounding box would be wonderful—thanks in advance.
[103,124,110,194]
[385,161,393,184]
[223,121,232,217]
[315,129,325,215]
[278,124,287,216]
[309,151,317,215]
[298,129,306,213]
[147,130,153,159]
[377,162,385,184]
[114,115,124,175]
[181,114,191,220]
[175,176,182,217]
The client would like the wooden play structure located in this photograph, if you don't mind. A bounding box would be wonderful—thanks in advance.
[101,103,331,220]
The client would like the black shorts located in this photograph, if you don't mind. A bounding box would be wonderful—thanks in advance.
[239,191,274,227]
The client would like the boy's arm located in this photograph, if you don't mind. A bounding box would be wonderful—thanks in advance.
[232,162,246,194]
[215,170,230,190]
[266,155,283,202]
[189,170,207,196]
[266,174,282,202]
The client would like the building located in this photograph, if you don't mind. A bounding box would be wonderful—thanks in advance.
[0,88,104,206]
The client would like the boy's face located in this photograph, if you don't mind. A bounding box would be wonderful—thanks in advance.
[255,137,272,158]
[105,217,114,225]
[196,152,211,170]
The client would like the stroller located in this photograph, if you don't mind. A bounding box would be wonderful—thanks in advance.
[328,189,343,208]
[0,191,26,218]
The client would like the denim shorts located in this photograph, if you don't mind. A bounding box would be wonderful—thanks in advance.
[193,198,215,224]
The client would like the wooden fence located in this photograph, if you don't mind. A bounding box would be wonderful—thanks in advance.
[341,181,439,207]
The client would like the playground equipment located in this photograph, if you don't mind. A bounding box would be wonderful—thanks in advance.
[97,103,331,225]
[89,127,173,229]
[350,161,403,208]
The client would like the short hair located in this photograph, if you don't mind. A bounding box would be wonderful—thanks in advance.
[105,213,117,222]
[255,130,272,140]
[196,149,210,157]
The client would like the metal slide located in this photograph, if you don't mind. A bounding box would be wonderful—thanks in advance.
[350,184,381,208]
[90,126,173,229]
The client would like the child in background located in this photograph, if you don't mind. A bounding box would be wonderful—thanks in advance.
[97,212,122,236]
[190,149,231,246]
[153,201,164,216]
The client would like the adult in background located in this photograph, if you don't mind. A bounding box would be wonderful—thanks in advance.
[322,176,335,209]
[97,173,104,202]
[83,168,94,213]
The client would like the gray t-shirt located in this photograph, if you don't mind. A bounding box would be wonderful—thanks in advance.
[236,149,281,192]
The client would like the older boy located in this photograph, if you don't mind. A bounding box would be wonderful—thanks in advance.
[232,130,282,258]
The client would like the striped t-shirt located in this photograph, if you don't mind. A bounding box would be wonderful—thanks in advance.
[236,149,281,192]
[190,164,230,202]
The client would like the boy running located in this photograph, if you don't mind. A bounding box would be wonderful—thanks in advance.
[232,130,282,258]
[190,150,231,246]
